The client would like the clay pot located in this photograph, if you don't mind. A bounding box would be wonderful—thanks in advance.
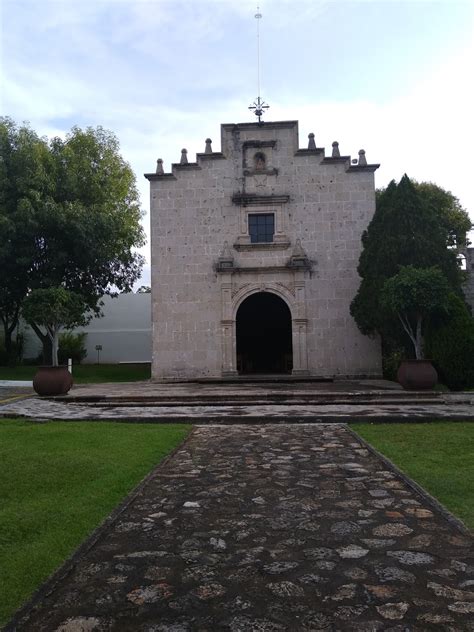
[397,359,438,391]
[33,366,73,396]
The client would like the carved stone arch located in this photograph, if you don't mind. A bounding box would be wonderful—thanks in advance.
[232,282,296,319]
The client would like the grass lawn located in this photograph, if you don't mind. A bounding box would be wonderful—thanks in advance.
[0,362,151,383]
[353,422,474,531]
[0,419,190,626]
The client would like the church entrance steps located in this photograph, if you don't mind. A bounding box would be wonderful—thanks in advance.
[50,393,469,408]
[2,381,472,423]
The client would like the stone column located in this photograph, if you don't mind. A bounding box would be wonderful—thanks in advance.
[220,274,238,375]
[292,270,309,374]
[292,318,309,375]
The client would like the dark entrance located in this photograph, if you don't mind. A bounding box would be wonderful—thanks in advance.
[236,292,293,374]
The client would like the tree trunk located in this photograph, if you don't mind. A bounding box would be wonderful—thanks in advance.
[415,314,423,360]
[29,322,53,365]
[1,308,20,364]
[51,330,59,367]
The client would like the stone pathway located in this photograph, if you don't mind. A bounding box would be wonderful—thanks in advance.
[8,425,473,631]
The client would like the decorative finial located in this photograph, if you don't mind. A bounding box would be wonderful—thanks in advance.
[180,148,188,165]
[308,133,316,150]
[358,149,367,166]
[156,159,164,175]
[205,138,212,154]
[332,142,340,158]
[248,7,270,123]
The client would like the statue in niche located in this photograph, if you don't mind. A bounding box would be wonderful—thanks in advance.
[254,151,266,171]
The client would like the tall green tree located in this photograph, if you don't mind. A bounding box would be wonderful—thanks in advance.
[350,174,464,343]
[414,181,471,250]
[0,119,50,358]
[0,119,145,363]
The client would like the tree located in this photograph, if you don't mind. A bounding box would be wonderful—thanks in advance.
[0,118,50,359]
[351,174,464,343]
[136,285,151,293]
[0,119,146,363]
[381,266,451,359]
[414,181,471,250]
[22,288,91,366]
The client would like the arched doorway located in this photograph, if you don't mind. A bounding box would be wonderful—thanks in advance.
[236,292,293,374]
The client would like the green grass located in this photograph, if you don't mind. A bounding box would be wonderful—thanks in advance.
[353,422,474,530]
[0,362,151,383]
[0,419,190,626]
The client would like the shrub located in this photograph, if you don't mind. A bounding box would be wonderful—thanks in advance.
[425,294,474,390]
[58,332,88,365]
[383,348,405,381]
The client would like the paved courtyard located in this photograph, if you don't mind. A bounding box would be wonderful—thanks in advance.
[8,424,473,631]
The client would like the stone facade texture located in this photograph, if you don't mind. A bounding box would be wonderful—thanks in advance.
[146,120,382,380]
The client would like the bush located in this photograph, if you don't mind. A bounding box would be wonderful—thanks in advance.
[58,332,88,365]
[425,294,474,390]
[383,349,405,381]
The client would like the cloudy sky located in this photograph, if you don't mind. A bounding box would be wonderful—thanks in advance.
[2,0,473,285]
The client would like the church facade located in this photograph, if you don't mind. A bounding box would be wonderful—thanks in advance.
[146,120,381,380]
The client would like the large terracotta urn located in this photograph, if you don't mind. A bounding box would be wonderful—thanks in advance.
[33,366,73,396]
[397,359,438,391]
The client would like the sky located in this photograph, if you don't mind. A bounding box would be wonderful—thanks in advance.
[2,0,473,286]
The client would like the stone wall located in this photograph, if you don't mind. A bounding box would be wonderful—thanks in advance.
[146,120,381,379]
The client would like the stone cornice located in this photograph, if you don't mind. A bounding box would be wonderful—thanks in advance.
[321,156,351,164]
[346,164,380,172]
[222,121,298,132]
[295,148,325,157]
[233,240,291,252]
[144,173,177,181]
[232,193,290,206]
[196,152,226,160]
[171,163,201,171]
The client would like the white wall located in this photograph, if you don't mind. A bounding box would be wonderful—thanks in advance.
[22,293,151,364]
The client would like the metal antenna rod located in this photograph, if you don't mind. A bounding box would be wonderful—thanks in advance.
[248,6,270,124]
[256,6,262,99]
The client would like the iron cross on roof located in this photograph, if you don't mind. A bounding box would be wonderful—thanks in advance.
[249,96,270,124]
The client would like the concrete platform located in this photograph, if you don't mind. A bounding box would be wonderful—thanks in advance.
[1,380,473,423]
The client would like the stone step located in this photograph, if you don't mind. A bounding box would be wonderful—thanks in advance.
[53,391,472,407]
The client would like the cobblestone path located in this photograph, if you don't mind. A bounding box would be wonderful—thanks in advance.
[9,425,473,631]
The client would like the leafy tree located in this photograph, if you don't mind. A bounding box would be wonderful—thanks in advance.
[136,285,151,293]
[0,118,50,359]
[351,174,463,343]
[0,119,146,363]
[375,180,471,249]
[22,288,91,366]
[413,181,471,250]
[381,266,451,359]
